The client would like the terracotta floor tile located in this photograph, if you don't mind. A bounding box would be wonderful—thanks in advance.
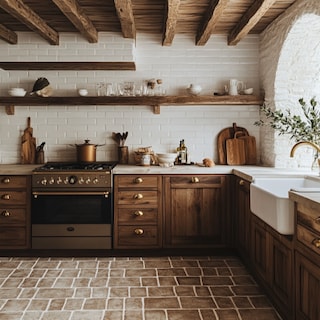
[0,256,282,320]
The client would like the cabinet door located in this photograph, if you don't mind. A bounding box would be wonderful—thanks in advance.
[269,234,294,319]
[164,175,230,247]
[251,214,269,281]
[235,177,251,261]
[295,251,320,320]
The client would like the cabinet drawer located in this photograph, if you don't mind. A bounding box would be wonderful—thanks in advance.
[169,175,224,187]
[0,227,26,246]
[118,207,158,225]
[0,191,27,205]
[117,191,158,205]
[0,176,27,188]
[0,208,26,224]
[116,175,159,188]
[297,204,320,234]
[117,225,159,247]
[297,224,320,255]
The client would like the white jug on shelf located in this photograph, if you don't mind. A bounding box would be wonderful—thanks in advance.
[227,79,244,96]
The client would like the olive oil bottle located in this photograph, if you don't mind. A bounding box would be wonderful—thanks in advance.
[176,139,187,164]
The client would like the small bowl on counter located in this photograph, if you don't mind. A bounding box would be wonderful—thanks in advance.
[8,88,27,97]
[157,153,177,167]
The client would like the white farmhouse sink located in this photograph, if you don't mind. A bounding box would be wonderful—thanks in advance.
[250,176,320,235]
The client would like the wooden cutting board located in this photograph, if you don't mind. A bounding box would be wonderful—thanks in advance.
[239,133,257,165]
[226,132,246,165]
[217,123,249,164]
[21,117,36,164]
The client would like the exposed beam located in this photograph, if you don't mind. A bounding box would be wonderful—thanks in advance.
[52,0,98,43]
[0,0,59,45]
[0,23,17,44]
[196,0,229,46]
[114,0,136,39]
[162,0,180,46]
[228,0,277,45]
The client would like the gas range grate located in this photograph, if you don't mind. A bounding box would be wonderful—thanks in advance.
[34,161,118,172]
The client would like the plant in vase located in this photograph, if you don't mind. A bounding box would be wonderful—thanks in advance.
[255,97,320,169]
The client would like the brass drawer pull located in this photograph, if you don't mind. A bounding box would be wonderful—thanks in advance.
[2,178,10,184]
[191,177,199,183]
[1,210,10,217]
[134,210,144,216]
[312,238,320,248]
[134,193,143,200]
[2,194,10,200]
[239,179,245,186]
[315,216,320,224]
[134,177,143,184]
[134,228,144,235]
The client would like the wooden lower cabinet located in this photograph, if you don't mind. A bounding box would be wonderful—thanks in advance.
[294,200,320,320]
[0,175,31,249]
[295,251,320,320]
[250,213,294,320]
[163,175,231,248]
[113,175,162,249]
[234,177,252,263]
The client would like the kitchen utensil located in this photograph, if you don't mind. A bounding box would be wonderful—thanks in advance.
[72,140,105,162]
[239,133,257,165]
[21,117,36,164]
[217,123,249,164]
[226,132,246,165]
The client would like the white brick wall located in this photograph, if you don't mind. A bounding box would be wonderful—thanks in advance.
[260,0,320,169]
[0,32,260,164]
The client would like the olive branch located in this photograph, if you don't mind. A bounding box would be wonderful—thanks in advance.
[254,97,320,143]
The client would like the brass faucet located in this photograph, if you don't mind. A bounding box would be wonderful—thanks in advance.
[290,141,320,157]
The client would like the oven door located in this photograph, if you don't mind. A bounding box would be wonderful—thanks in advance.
[32,191,111,224]
[31,191,112,249]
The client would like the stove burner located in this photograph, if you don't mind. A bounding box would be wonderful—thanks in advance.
[34,161,117,171]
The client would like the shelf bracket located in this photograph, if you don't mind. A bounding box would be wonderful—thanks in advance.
[153,105,160,114]
[5,105,15,115]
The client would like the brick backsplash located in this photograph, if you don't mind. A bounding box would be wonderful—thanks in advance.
[0,32,260,164]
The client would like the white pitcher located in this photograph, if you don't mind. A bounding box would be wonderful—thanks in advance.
[228,79,244,96]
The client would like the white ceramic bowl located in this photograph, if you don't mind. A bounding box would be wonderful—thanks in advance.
[78,89,88,96]
[157,153,177,165]
[243,88,253,95]
[9,88,26,97]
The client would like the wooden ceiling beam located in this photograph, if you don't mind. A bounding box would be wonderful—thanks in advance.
[196,0,229,46]
[228,0,277,45]
[114,0,136,39]
[162,0,180,46]
[0,0,59,45]
[52,0,98,43]
[0,24,17,44]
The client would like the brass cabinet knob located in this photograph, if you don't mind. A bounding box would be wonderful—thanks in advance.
[2,194,10,200]
[134,177,143,184]
[315,216,320,224]
[191,177,200,183]
[134,193,143,200]
[134,228,144,235]
[312,238,320,248]
[239,179,245,186]
[134,210,144,216]
[2,178,10,184]
[1,210,10,217]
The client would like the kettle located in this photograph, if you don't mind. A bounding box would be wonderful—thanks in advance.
[225,79,244,96]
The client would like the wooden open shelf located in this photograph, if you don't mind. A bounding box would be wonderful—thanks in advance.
[0,62,136,70]
[1,95,263,115]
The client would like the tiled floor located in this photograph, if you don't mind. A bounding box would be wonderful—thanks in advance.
[0,256,282,320]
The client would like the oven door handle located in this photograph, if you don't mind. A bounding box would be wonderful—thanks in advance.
[32,191,110,198]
